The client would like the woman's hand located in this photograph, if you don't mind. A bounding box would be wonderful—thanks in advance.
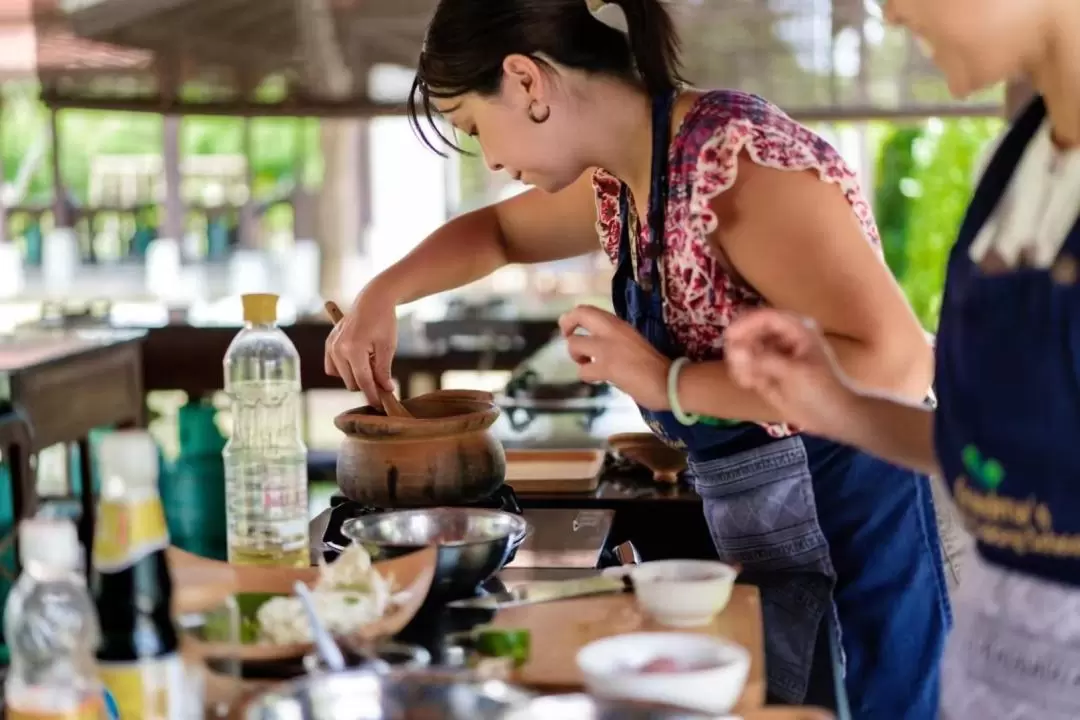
[557,305,671,411]
[724,309,859,436]
[324,287,398,400]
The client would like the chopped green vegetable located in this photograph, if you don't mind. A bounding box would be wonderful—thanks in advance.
[198,592,282,644]
[473,627,531,667]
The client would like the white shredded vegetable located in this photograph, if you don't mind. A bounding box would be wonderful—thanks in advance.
[255,544,397,645]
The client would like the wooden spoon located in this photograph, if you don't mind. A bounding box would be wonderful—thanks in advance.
[323,300,413,419]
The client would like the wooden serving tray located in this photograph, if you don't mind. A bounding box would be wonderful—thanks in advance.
[490,584,766,713]
[505,449,606,494]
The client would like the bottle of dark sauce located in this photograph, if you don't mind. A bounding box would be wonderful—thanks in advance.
[92,430,184,720]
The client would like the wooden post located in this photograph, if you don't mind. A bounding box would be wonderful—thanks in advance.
[48,107,71,229]
[0,93,7,245]
[162,115,184,241]
[295,0,373,303]
[239,115,258,249]
[291,118,316,240]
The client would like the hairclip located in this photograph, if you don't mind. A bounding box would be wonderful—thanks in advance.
[586,0,630,35]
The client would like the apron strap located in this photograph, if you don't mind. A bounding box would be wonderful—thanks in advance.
[617,91,677,292]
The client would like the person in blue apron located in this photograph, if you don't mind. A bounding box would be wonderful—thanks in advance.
[722,1,1080,718]
[558,89,950,717]
[326,0,951,714]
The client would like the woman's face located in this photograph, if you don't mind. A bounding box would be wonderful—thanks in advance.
[884,0,1048,97]
[433,56,589,194]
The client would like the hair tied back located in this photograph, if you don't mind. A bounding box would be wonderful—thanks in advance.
[586,0,630,34]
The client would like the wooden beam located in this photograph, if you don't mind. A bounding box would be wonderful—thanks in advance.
[65,0,200,39]
[38,90,1003,121]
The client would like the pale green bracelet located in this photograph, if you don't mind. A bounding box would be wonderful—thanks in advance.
[667,357,700,426]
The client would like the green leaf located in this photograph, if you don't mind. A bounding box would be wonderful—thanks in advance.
[981,459,1005,491]
[961,444,982,476]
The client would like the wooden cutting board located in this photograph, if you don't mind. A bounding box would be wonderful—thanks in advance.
[490,584,766,713]
[505,449,606,493]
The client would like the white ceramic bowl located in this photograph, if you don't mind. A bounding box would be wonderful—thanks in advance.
[616,559,737,627]
[575,632,751,715]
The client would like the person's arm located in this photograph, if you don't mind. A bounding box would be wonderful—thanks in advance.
[677,156,933,421]
[829,391,941,477]
[364,170,603,305]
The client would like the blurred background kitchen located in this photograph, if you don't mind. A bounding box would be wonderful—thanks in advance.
[0,0,1024,594]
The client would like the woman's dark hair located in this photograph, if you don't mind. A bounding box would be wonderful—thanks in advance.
[407,0,685,154]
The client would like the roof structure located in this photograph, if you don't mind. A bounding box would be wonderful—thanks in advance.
[37,0,1002,120]
[0,0,149,81]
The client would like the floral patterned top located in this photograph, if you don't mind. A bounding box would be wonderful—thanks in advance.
[593,89,883,438]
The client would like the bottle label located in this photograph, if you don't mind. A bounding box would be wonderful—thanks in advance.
[93,488,169,572]
[6,695,104,719]
[97,654,185,720]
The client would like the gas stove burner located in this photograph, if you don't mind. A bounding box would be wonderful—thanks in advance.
[319,484,524,565]
[503,404,610,434]
[504,370,610,402]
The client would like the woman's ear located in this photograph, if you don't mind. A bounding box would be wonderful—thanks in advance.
[502,54,548,103]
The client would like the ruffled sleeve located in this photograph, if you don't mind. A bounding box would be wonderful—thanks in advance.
[592,169,623,264]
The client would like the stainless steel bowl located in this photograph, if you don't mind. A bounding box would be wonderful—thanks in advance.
[342,508,528,596]
[501,694,717,719]
[243,669,533,720]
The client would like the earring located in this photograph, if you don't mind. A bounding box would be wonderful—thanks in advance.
[527,100,551,124]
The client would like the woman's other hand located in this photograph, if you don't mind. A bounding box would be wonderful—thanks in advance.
[724,309,858,436]
[558,304,671,411]
[324,288,398,400]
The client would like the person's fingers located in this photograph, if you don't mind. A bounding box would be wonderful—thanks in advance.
[370,341,396,392]
[725,345,756,389]
[576,358,607,384]
[558,304,612,337]
[566,334,603,365]
[324,325,342,377]
[349,354,379,404]
[728,310,809,350]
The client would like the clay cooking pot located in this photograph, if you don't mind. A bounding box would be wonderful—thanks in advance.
[334,389,506,506]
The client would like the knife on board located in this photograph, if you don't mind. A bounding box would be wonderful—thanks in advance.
[446,573,633,611]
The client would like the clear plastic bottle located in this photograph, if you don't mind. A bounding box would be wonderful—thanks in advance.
[223,292,309,567]
[5,517,105,719]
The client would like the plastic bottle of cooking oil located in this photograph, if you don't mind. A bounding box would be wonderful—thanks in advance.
[223,292,309,567]
[5,516,105,719]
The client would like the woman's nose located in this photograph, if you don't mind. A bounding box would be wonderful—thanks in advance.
[482,151,503,173]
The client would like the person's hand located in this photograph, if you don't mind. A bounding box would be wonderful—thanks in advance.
[324,287,398,400]
[558,304,671,411]
[724,309,857,436]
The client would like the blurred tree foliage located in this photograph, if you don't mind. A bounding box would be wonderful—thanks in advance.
[0,83,322,206]
[873,125,924,278]
[902,117,1003,329]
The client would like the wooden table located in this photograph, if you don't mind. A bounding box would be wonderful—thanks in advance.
[0,329,147,563]
[491,585,767,713]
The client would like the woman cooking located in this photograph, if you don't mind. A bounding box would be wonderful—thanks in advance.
[723,0,1080,718]
[325,0,950,715]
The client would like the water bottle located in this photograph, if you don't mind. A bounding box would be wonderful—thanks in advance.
[223,293,309,567]
[5,517,104,719]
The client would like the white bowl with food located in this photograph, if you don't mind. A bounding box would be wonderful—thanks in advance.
[576,632,750,715]
[612,559,737,627]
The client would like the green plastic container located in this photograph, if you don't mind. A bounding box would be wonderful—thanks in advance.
[0,462,18,655]
[161,401,227,560]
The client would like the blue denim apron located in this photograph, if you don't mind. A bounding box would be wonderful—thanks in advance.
[613,93,950,717]
[935,97,1080,718]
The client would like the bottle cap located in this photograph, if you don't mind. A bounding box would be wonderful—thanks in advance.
[19,517,81,570]
[241,293,279,325]
[96,430,159,495]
